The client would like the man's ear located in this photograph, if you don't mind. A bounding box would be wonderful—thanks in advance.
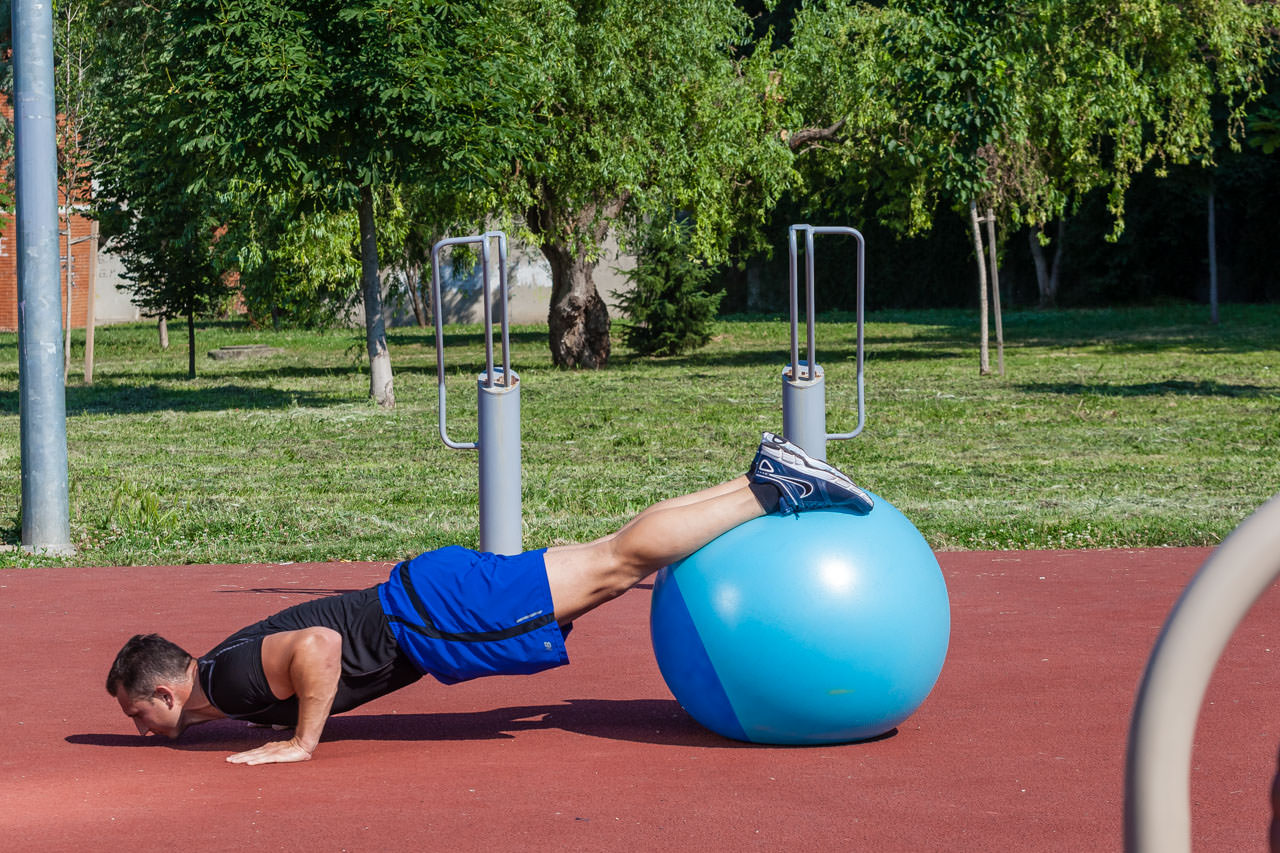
[153,684,177,709]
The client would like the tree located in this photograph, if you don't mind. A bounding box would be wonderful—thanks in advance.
[1004,1,1275,307]
[783,0,1019,372]
[615,219,723,357]
[379,184,481,330]
[96,192,234,379]
[499,0,795,368]
[781,0,1277,363]
[88,2,236,378]
[90,0,538,405]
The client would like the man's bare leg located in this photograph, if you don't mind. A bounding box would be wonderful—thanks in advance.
[544,476,778,624]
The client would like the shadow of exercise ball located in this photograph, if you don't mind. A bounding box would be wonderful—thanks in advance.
[649,499,950,744]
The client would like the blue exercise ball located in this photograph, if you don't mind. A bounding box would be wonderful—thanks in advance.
[649,498,950,745]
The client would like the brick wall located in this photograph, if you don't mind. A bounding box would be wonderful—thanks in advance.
[0,212,98,332]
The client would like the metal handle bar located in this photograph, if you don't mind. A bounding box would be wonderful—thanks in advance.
[787,224,866,441]
[431,231,511,450]
[1125,491,1280,852]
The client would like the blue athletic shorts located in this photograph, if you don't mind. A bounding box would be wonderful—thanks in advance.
[377,546,570,685]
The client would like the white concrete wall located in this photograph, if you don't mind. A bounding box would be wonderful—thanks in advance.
[87,230,636,332]
[92,243,144,325]
[377,232,635,328]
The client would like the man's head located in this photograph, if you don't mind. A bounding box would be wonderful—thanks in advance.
[106,634,195,738]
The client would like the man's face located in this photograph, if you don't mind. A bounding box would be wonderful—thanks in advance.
[114,685,183,739]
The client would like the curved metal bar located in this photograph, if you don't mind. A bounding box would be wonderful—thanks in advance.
[810,226,865,441]
[787,225,865,441]
[431,234,498,450]
[1125,492,1280,852]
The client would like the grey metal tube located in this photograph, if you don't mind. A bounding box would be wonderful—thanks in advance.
[480,238,494,389]
[14,0,72,555]
[476,370,521,554]
[781,364,827,460]
[804,229,817,380]
[431,236,477,450]
[787,226,802,381]
[493,231,511,387]
[1124,492,1280,852]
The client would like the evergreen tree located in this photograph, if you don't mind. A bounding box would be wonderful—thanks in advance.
[615,222,723,357]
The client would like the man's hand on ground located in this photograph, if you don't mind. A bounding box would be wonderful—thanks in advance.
[226,737,313,765]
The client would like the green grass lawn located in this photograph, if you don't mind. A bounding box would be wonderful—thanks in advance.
[2,302,1278,568]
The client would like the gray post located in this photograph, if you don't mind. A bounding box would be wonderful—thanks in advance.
[431,232,521,555]
[1124,492,1280,852]
[782,224,866,461]
[14,0,73,555]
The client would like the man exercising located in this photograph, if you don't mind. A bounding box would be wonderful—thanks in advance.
[107,432,872,765]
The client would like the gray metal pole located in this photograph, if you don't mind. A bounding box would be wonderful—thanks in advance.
[431,232,522,555]
[1124,492,1280,853]
[14,0,73,555]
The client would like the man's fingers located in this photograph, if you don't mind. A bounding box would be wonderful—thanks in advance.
[226,739,312,765]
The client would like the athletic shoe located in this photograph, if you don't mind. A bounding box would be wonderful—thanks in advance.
[749,431,874,514]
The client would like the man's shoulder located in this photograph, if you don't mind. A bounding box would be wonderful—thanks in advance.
[199,632,296,723]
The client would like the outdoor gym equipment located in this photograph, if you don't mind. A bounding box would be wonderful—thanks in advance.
[782,224,866,461]
[431,232,522,555]
[1125,492,1280,852]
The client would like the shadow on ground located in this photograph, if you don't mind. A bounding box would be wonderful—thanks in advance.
[68,699,899,751]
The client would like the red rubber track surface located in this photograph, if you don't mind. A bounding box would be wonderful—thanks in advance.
[3,548,1277,851]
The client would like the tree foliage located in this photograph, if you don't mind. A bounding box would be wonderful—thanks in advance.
[219,193,363,329]
[784,0,1277,235]
[68,0,1280,385]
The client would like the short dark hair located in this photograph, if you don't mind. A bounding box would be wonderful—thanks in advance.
[106,634,194,699]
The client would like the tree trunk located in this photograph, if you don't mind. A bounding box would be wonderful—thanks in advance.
[358,185,395,407]
[158,315,169,349]
[186,304,196,379]
[969,202,990,376]
[1050,218,1065,304]
[985,208,1005,377]
[525,193,626,369]
[1029,218,1067,308]
[541,240,611,368]
[84,218,98,384]
[405,264,428,327]
[63,219,74,383]
[1207,186,1219,325]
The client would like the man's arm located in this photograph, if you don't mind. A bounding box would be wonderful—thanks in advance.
[226,627,342,765]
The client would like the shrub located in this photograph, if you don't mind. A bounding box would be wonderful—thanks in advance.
[615,223,723,356]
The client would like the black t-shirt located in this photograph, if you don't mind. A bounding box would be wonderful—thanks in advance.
[197,586,424,726]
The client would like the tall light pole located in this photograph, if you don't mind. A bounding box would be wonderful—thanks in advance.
[14,0,73,555]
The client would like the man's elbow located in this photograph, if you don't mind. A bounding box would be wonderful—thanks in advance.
[296,627,342,670]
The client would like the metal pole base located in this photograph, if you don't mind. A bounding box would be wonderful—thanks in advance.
[477,369,521,555]
[782,362,827,461]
